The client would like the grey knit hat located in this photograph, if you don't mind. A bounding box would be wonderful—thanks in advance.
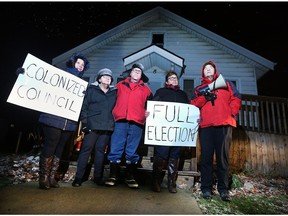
[97,68,113,83]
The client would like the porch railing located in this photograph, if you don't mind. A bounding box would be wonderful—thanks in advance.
[237,94,288,135]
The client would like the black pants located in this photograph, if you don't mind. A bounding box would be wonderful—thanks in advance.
[154,146,181,161]
[41,125,73,158]
[200,126,232,193]
[75,130,111,180]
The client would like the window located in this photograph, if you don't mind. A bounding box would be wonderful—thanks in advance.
[231,80,237,87]
[183,79,195,100]
[152,34,164,48]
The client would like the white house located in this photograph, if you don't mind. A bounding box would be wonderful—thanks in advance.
[52,6,275,97]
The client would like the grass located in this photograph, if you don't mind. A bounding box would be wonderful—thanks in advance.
[234,195,288,214]
[196,194,288,214]
[194,173,288,215]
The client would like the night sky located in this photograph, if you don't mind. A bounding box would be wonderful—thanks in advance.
[1,1,288,132]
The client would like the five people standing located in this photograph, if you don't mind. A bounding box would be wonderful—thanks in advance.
[34,55,240,201]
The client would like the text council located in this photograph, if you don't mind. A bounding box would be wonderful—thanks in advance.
[17,85,77,113]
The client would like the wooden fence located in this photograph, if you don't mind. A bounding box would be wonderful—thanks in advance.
[194,94,288,178]
[195,128,288,178]
[237,94,288,135]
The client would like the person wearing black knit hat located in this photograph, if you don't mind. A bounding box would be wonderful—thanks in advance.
[105,62,153,189]
[120,63,149,83]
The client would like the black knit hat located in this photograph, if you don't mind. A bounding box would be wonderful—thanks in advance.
[132,63,144,72]
[130,63,149,83]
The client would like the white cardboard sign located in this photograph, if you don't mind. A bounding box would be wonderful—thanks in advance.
[144,101,200,147]
[7,53,88,121]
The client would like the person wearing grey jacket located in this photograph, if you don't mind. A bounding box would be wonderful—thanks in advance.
[72,68,117,187]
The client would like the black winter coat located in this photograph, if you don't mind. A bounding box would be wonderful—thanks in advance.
[153,87,189,104]
[80,82,117,131]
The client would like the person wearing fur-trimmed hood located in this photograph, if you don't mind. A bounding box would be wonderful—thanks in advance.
[38,53,90,190]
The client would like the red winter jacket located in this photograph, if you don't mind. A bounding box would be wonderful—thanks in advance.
[112,78,153,125]
[191,61,241,128]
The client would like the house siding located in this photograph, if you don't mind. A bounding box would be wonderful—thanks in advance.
[53,9,270,96]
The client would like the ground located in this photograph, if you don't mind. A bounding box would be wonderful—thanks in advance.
[0,152,287,214]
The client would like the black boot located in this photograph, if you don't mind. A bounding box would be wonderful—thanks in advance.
[152,157,166,192]
[125,163,139,188]
[72,178,82,187]
[168,158,179,193]
[39,155,53,190]
[49,156,60,188]
[105,163,120,186]
[55,160,70,181]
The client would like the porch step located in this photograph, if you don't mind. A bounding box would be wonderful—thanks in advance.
[136,167,200,177]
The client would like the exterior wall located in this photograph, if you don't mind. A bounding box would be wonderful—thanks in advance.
[61,17,258,95]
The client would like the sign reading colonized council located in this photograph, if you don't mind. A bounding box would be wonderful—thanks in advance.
[7,53,88,121]
[144,101,200,147]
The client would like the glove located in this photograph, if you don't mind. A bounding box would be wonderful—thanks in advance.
[16,67,25,75]
[204,91,217,101]
[81,123,90,134]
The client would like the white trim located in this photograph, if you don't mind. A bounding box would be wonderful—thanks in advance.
[123,45,184,67]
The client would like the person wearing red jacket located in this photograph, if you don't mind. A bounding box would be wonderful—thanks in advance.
[191,60,241,201]
[105,63,153,188]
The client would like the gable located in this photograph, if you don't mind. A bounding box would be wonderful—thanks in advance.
[123,44,185,78]
[52,6,276,96]
[52,6,275,80]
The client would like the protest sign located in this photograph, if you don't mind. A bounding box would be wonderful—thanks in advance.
[144,101,200,147]
[7,53,88,121]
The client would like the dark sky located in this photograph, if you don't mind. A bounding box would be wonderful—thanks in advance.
[1,1,288,132]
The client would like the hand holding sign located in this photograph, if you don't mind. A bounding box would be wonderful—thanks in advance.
[144,101,200,147]
[7,53,88,121]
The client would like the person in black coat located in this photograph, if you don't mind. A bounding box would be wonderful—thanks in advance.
[72,68,117,187]
[151,71,189,193]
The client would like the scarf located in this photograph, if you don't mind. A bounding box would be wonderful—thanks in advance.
[165,84,180,91]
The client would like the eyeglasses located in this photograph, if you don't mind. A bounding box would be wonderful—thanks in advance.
[168,76,178,81]
[102,75,111,79]
[132,68,142,74]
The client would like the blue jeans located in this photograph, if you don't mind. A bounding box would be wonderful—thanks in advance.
[75,130,111,180]
[108,121,143,164]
